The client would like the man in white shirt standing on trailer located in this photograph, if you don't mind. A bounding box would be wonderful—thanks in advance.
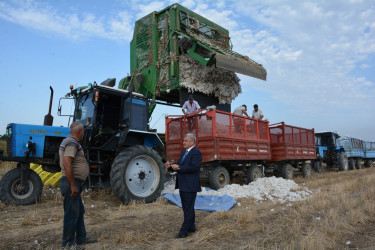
[252,104,264,120]
[182,94,201,115]
[182,94,201,132]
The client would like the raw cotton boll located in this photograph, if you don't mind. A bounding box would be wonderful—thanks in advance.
[179,54,241,104]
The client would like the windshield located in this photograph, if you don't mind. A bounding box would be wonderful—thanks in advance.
[75,93,94,125]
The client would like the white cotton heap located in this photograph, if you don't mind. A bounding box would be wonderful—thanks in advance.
[179,54,242,104]
[162,176,312,204]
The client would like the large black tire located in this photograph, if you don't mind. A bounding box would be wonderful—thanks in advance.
[110,145,165,204]
[364,160,373,168]
[356,159,362,169]
[209,166,230,190]
[338,152,348,171]
[313,160,323,173]
[349,158,355,170]
[281,163,294,179]
[246,164,262,184]
[0,168,43,206]
[301,163,312,178]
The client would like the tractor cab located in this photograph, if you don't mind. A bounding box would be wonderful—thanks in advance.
[62,79,151,151]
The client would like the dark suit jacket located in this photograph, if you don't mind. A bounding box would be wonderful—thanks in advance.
[171,146,202,192]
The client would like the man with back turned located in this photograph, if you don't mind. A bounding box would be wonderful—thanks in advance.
[165,133,202,238]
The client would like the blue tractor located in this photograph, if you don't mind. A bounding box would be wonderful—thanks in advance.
[0,79,165,205]
[314,132,349,172]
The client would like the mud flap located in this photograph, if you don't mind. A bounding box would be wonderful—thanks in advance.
[215,53,267,80]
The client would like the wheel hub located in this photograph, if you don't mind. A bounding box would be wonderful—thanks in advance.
[125,155,160,197]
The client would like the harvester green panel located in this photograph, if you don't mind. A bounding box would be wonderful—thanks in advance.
[120,3,267,108]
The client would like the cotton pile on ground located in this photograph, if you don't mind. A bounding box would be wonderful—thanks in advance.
[162,176,312,204]
[179,54,241,104]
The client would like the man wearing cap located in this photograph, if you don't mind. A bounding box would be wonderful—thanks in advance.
[182,95,201,131]
[182,94,201,115]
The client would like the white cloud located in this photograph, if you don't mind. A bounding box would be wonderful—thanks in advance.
[0,1,134,41]
[228,0,375,118]
[134,1,167,19]
[181,0,195,9]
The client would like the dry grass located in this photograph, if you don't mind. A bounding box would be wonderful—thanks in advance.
[0,161,375,249]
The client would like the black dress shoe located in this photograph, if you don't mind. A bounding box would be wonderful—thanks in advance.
[189,228,196,233]
[78,238,98,245]
[175,233,188,238]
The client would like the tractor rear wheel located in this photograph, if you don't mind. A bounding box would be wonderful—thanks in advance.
[110,145,165,204]
[301,163,312,178]
[281,163,294,179]
[0,167,43,206]
[338,152,349,171]
[246,164,262,184]
[356,159,362,169]
[209,166,230,190]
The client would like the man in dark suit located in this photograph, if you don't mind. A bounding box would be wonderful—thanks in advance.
[165,133,202,238]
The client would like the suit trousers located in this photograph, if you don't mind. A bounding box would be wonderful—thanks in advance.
[179,191,197,234]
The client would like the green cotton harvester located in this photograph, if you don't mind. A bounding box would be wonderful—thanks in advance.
[119,3,267,113]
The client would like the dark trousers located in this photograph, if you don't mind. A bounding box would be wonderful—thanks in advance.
[179,191,197,235]
[59,176,86,247]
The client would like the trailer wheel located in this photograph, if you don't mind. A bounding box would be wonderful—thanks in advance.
[281,163,294,179]
[0,168,43,206]
[209,166,230,190]
[338,152,349,171]
[110,145,165,204]
[246,164,261,184]
[348,158,355,170]
[355,159,362,169]
[313,161,323,173]
[364,160,373,168]
[301,163,312,178]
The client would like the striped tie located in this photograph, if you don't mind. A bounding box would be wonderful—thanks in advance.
[182,150,188,162]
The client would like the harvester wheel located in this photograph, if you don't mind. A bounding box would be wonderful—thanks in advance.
[313,160,323,173]
[246,164,262,183]
[110,145,165,204]
[281,163,294,179]
[301,163,312,178]
[349,158,355,170]
[0,167,43,206]
[209,166,230,190]
[355,159,362,169]
[338,152,349,171]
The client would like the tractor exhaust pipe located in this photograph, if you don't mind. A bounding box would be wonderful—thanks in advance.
[44,86,54,126]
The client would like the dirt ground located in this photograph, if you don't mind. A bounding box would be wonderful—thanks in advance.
[0,165,375,249]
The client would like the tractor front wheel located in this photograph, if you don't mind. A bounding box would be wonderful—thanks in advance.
[0,167,43,205]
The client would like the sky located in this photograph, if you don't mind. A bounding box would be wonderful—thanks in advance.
[0,0,374,140]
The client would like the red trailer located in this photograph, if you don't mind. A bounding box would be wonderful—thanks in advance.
[165,110,316,189]
[165,109,270,189]
[268,122,316,179]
